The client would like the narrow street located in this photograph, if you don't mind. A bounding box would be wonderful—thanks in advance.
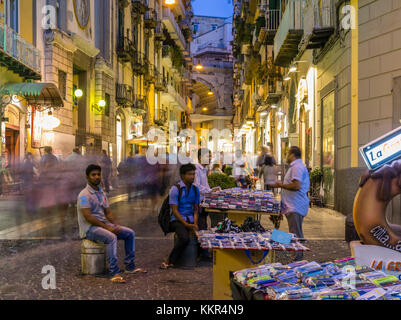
[0,196,350,300]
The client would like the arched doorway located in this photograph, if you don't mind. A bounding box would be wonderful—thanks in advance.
[3,104,25,169]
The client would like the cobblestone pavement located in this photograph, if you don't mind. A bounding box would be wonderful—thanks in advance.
[0,200,351,300]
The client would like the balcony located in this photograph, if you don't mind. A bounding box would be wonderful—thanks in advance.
[161,84,187,112]
[144,9,158,29]
[162,6,187,50]
[131,0,147,14]
[155,73,167,92]
[0,22,41,80]
[132,52,146,75]
[273,0,304,67]
[144,64,157,84]
[116,83,134,106]
[264,78,283,104]
[131,95,147,115]
[117,36,136,62]
[254,9,281,50]
[299,0,335,50]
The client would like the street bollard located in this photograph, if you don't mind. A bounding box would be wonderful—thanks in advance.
[81,239,106,275]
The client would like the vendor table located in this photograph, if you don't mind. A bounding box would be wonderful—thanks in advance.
[203,207,283,229]
[197,231,310,300]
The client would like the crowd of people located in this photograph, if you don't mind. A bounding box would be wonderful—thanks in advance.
[0,143,311,281]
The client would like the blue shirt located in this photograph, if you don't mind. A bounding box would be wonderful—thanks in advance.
[169,181,200,223]
[77,184,110,238]
[281,159,310,217]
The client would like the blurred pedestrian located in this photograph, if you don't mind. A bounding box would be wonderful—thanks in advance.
[261,154,278,192]
[100,150,112,193]
[38,146,59,209]
[21,152,37,213]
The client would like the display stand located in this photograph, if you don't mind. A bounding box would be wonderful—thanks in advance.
[203,207,282,229]
[212,248,275,300]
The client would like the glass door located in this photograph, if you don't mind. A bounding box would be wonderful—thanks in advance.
[321,91,335,207]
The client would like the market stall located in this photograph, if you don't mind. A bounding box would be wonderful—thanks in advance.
[201,188,282,227]
[197,229,309,300]
[230,257,401,300]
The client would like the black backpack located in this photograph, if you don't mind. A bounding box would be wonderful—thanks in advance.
[158,183,199,235]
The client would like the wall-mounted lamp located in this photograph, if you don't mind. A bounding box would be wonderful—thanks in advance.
[202,107,208,112]
[74,89,83,98]
[165,0,176,5]
[208,91,214,96]
[92,99,106,113]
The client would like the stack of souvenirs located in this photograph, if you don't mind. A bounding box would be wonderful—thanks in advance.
[233,257,401,300]
[197,229,310,252]
[201,188,280,213]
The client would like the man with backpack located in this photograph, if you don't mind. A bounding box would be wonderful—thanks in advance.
[160,163,200,269]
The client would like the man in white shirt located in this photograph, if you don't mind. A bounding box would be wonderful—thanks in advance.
[194,148,220,230]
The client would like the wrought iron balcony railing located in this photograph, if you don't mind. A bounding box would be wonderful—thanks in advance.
[117,36,136,62]
[144,9,158,29]
[0,22,41,80]
[116,83,134,106]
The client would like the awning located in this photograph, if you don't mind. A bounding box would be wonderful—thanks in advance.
[0,83,64,108]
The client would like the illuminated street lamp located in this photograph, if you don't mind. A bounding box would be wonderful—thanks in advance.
[202,107,208,112]
[195,63,204,71]
[74,89,83,98]
[165,0,176,4]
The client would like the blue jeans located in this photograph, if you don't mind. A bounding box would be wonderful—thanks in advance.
[86,223,136,276]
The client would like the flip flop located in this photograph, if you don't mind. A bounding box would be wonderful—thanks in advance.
[160,262,173,270]
[110,274,126,283]
[125,267,147,274]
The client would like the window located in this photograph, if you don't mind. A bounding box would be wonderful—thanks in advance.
[58,70,67,100]
[104,93,110,117]
[96,0,111,61]
[155,93,158,120]
[193,24,199,34]
[211,24,218,31]
[6,0,19,32]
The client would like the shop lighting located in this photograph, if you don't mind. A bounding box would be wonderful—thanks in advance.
[284,75,291,81]
[92,99,107,112]
[277,111,285,116]
[271,105,278,109]
[202,107,208,111]
[74,89,83,98]
[260,112,268,116]
[289,65,297,73]
[42,112,61,131]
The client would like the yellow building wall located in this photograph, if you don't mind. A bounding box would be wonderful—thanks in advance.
[19,0,34,44]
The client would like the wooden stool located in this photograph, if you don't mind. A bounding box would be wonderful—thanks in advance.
[81,239,106,275]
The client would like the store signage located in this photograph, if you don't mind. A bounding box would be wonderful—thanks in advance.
[354,244,401,279]
[360,126,401,170]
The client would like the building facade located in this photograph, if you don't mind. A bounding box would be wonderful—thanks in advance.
[0,0,195,174]
[190,14,234,155]
[233,0,401,224]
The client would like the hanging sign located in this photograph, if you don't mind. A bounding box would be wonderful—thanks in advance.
[360,126,401,170]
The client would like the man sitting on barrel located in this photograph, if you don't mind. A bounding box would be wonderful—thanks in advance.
[77,164,147,283]
[160,163,200,269]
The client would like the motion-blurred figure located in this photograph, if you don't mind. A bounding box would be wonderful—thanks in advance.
[100,150,112,193]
